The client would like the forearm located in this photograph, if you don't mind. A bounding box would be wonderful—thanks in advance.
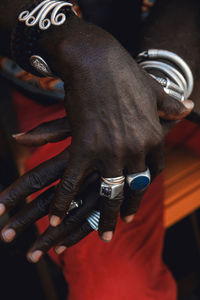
[141,0,200,121]
[0,0,76,57]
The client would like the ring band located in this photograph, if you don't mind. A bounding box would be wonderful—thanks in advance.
[100,176,125,199]
[66,199,83,214]
[101,176,125,185]
[126,168,151,191]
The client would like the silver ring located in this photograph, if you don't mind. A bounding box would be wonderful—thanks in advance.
[66,199,83,214]
[100,176,125,199]
[87,210,100,231]
[126,168,151,191]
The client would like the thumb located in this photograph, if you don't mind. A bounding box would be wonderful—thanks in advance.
[157,90,194,120]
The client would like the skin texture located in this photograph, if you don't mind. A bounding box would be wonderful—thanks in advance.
[0,0,198,256]
[37,18,193,233]
[0,113,190,262]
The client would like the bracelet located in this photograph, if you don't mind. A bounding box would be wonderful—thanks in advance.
[11,0,77,77]
[137,49,194,101]
[87,210,100,231]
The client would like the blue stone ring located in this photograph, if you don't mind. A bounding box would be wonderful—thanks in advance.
[126,168,151,191]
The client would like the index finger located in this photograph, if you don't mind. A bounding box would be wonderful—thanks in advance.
[0,150,69,215]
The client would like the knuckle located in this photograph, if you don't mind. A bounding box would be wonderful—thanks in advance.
[27,172,43,190]
[147,131,163,151]
[36,197,50,214]
[62,177,78,195]
[1,187,20,208]
[130,136,146,155]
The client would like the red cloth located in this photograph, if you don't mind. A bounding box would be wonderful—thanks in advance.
[12,90,196,300]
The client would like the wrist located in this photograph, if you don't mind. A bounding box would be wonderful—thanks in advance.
[38,18,124,85]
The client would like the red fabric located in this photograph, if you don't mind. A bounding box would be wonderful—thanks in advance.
[11,90,185,300]
[166,120,200,156]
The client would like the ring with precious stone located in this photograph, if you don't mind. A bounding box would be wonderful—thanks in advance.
[126,168,151,191]
[100,176,125,199]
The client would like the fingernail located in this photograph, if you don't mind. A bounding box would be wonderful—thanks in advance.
[50,215,61,227]
[101,231,113,242]
[12,132,25,139]
[55,246,67,255]
[1,228,16,242]
[28,250,43,263]
[183,100,194,110]
[123,214,135,223]
[0,203,5,216]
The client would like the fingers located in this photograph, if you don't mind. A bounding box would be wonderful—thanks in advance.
[49,157,89,227]
[121,145,165,221]
[99,190,123,242]
[1,187,55,243]
[28,221,69,260]
[55,222,94,253]
[120,188,145,222]
[98,164,124,242]
[13,117,71,146]
[0,150,69,215]
[121,159,148,222]
[28,221,94,262]
[157,90,194,120]
[27,178,100,262]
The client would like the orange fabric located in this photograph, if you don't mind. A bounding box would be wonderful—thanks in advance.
[164,120,200,227]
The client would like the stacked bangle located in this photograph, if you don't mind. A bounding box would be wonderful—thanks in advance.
[137,49,194,101]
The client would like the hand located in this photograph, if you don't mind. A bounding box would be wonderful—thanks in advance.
[0,101,198,262]
[1,177,100,263]
[38,18,193,239]
[0,99,192,248]
[0,16,195,242]
[0,0,196,244]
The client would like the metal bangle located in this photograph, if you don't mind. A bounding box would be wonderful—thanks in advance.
[137,49,194,101]
[140,61,187,96]
[87,210,100,231]
[147,49,194,98]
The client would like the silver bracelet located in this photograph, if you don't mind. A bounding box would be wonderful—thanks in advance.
[137,49,194,101]
[67,200,100,231]
[87,210,100,231]
[18,0,77,31]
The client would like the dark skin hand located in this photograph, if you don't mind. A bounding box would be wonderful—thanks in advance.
[1,177,100,262]
[39,18,193,237]
[0,0,195,243]
[0,111,190,263]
